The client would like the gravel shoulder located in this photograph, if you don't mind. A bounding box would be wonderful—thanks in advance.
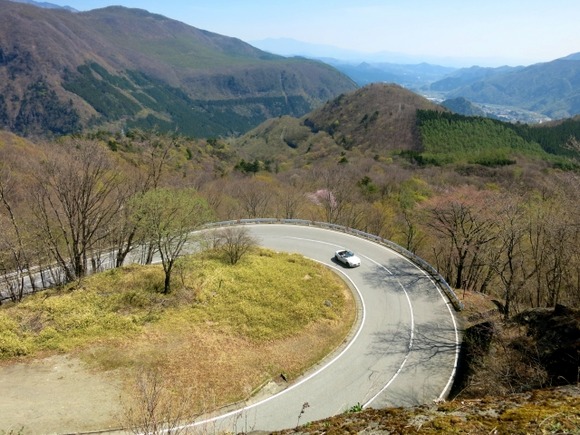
[0,355,124,434]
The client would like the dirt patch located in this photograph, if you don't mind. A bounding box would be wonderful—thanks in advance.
[0,355,123,434]
[0,310,356,434]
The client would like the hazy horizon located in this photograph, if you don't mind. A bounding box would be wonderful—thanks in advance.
[25,0,580,68]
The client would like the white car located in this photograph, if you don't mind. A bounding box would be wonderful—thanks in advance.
[334,249,361,267]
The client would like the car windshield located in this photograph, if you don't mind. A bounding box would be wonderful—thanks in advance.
[343,251,354,257]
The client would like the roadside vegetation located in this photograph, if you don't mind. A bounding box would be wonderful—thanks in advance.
[274,385,580,434]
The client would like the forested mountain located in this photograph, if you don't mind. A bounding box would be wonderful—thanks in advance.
[430,65,521,92]
[431,55,580,119]
[234,83,580,171]
[235,83,445,168]
[0,1,356,137]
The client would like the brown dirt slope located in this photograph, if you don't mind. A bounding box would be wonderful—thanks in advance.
[303,83,445,152]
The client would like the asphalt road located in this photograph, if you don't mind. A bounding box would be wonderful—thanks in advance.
[179,224,461,434]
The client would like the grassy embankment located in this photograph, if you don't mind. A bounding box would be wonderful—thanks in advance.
[0,248,356,414]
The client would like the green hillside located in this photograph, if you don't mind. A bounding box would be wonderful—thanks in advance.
[509,116,580,158]
[410,111,580,168]
[62,62,314,137]
[413,111,549,166]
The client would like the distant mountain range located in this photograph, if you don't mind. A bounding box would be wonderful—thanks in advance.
[253,38,580,122]
[2,0,579,138]
[250,37,513,67]
[0,1,356,137]
[432,58,580,120]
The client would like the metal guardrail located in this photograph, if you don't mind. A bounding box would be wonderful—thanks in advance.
[1,219,464,311]
[205,218,464,312]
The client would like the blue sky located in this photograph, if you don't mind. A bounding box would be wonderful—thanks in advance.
[44,0,579,66]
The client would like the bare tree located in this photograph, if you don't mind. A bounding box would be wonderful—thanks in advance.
[528,196,579,308]
[491,200,531,320]
[422,186,497,291]
[122,367,194,435]
[274,172,307,219]
[0,165,39,301]
[199,177,228,218]
[233,177,273,218]
[396,177,429,253]
[30,140,124,282]
[360,200,395,240]
[216,226,258,265]
[122,129,177,189]
[400,206,424,253]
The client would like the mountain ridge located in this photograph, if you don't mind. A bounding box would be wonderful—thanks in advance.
[0,1,357,137]
[431,56,580,119]
[251,36,580,121]
[8,0,77,11]
[235,83,446,169]
[234,83,580,171]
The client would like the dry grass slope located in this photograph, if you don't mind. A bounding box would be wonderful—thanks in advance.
[0,248,356,433]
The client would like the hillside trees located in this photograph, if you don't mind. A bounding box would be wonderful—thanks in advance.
[130,188,213,294]
[30,140,126,282]
[421,186,498,292]
[419,181,579,317]
[305,166,365,227]
[0,165,38,302]
[233,176,274,219]
[273,172,308,219]
[526,183,580,308]
[358,200,397,241]
[13,80,81,136]
[393,177,431,252]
